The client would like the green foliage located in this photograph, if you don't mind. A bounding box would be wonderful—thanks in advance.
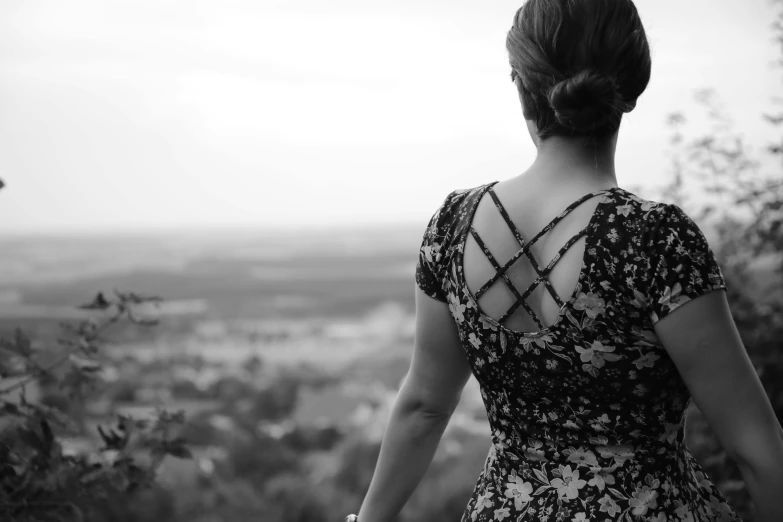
[0,291,190,522]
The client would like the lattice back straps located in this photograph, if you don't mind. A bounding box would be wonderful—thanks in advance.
[469,187,608,329]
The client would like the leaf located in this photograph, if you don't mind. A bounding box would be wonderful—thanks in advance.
[1,402,21,416]
[80,465,109,485]
[581,316,594,331]
[78,338,99,355]
[40,419,54,452]
[499,331,507,353]
[129,316,160,327]
[114,289,163,305]
[168,436,187,446]
[155,409,186,427]
[97,425,128,451]
[608,487,627,500]
[0,329,34,358]
[533,485,550,496]
[60,367,98,399]
[166,444,192,459]
[69,354,102,373]
[78,292,112,311]
[17,427,45,454]
[533,468,549,484]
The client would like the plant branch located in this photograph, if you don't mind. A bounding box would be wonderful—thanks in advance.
[0,311,123,396]
[0,353,71,396]
[0,437,29,465]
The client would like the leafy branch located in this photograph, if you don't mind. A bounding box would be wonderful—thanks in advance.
[0,290,190,522]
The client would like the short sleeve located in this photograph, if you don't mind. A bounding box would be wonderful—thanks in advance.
[415,194,453,303]
[646,204,727,324]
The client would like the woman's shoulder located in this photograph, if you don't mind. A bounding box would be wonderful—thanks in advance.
[417,182,496,300]
[435,182,496,213]
[609,188,691,233]
[609,188,714,253]
[419,182,496,268]
[424,181,498,236]
[613,187,669,216]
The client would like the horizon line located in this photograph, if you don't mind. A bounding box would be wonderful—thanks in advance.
[0,220,428,239]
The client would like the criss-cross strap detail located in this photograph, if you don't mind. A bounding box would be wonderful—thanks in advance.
[469,229,544,327]
[470,186,610,329]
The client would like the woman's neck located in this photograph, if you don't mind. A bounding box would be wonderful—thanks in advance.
[523,134,619,190]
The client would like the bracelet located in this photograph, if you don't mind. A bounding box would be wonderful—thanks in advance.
[344,515,359,522]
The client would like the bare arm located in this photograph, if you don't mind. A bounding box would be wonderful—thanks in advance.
[356,286,473,522]
[654,290,783,522]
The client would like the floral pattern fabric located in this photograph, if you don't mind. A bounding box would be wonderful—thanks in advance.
[415,182,738,522]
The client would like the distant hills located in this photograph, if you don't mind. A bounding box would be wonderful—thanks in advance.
[0,225,778,325]
[0,227,423,323]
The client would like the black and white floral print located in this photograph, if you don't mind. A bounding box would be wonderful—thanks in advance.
[415,182,738,522]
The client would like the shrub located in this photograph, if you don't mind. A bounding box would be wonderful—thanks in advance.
[0,291,190,522]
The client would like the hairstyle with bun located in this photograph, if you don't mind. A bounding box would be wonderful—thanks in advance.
[507,0,651,140]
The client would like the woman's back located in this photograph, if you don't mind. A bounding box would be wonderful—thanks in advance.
[416,182,738,521]
[463,177,617,333]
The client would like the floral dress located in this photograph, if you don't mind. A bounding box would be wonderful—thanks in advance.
[415,182,741,522]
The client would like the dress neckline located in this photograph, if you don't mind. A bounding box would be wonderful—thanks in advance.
[456,181,620,338]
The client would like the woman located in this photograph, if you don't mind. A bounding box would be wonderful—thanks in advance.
[344,1,783,521]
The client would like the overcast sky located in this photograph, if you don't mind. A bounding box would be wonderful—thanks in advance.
[0,0,779,234]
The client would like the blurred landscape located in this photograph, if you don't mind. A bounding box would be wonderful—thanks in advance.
[0,226,496,522]
[0,226,423,319]
[1,219,780,521]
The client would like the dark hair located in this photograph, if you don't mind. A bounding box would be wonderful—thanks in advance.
[506,0,651,140]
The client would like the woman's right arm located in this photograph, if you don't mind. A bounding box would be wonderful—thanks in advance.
[654,289,783,522]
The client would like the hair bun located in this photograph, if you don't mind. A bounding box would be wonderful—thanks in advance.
[547,70,625,133]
